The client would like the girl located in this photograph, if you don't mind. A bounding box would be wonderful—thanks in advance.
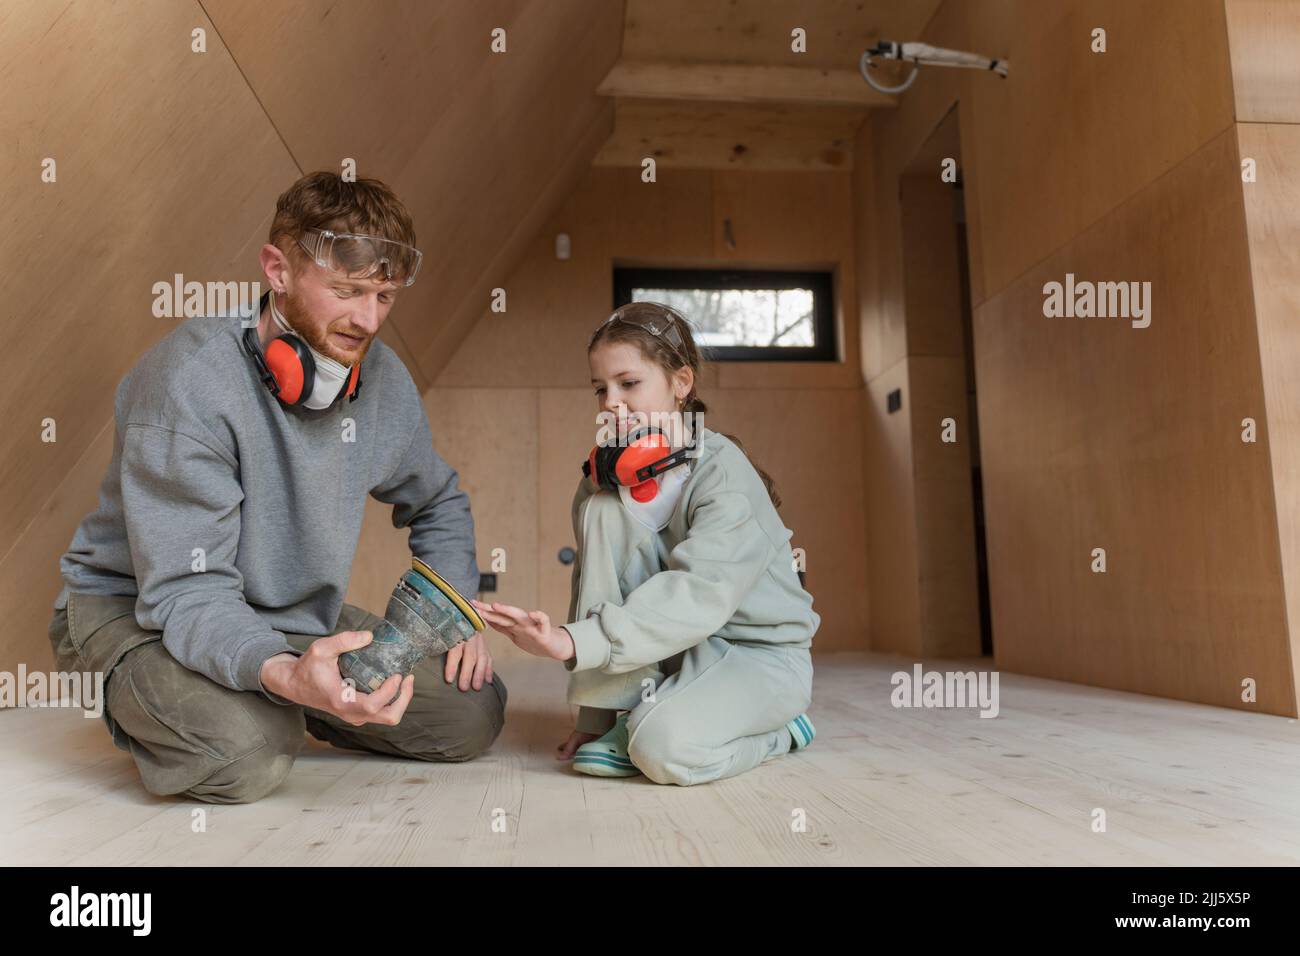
[470,302,819,786]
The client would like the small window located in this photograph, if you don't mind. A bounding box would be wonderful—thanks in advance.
[613,267,837,362]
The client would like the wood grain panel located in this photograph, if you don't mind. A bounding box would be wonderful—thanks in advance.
[864,359,921,654]
[592,99,864,171]
[851,118,882,385]
[537,389,604,627]
[597,61,895,108]
[908,355,980,657]
[700,388,869,652]
[408,98,617,385]
[711,170,860,390]
[0,419,115,676]
[1225,0,1300,122]
[964,0,1236,301]
[11,653,1300,864]
[0,0,301,678]
[1237,122,1300,715]
[974,127,1291,714]
[899,174,965,358]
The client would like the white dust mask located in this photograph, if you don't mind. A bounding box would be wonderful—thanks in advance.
[618,463,692,532]
[616,420,697,532]
[269,292,354,410]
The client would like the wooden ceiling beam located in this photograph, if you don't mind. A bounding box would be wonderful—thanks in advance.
[597,59,897,109]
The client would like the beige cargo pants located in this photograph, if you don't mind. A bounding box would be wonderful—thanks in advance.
[47,591,507,804]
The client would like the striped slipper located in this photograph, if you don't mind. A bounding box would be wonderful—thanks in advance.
[573,712,641,778]
[786,713,816,751]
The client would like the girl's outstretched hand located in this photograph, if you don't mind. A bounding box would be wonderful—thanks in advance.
[470,600,576,662]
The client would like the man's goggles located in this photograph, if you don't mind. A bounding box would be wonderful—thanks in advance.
[297,228,423,286]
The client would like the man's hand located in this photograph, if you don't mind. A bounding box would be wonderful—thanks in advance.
[444,632,493,691]
[260,630,415,726]
[469,600,575,662]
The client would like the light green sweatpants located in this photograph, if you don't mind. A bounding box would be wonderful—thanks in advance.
[567,489,813,786]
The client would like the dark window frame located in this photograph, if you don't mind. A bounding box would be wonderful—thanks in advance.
[612,267,838,363]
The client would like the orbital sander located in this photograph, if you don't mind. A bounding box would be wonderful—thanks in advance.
[338,556,486,695]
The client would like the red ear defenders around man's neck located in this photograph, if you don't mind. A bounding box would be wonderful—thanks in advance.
[241,296,362,409]
[582,425,695,502]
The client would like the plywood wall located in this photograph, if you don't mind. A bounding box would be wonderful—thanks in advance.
[411,164,871,654]
[855,0,1298,714]
[1228,0,1300,712]
[975,127,1286,705]
[1,0,302,678]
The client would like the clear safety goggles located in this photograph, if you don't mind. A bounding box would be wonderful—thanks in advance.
[297,228,423,286]
[592,302,690,366]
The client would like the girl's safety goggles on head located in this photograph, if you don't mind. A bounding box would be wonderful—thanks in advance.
[592,302,690,365]
[297,228,423,287]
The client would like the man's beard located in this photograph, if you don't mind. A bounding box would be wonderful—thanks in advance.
[280,288,371,365]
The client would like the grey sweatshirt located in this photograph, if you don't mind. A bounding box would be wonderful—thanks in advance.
[54,291,479,704]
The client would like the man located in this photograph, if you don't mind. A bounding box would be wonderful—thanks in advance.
[46,171,505,804]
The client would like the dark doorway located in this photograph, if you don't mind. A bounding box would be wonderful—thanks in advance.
[954,183,993,656]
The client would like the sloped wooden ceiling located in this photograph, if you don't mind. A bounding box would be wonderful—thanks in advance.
[593,0,943,170]
[203,0,625,385]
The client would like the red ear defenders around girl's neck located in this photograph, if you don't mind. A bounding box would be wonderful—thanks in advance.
[241,324,362,409]
[582,426,695,503]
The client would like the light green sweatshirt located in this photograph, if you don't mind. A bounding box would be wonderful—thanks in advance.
[563,426,820,674]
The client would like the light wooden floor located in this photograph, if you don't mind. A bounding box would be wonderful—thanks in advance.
[2,653,1298,865]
